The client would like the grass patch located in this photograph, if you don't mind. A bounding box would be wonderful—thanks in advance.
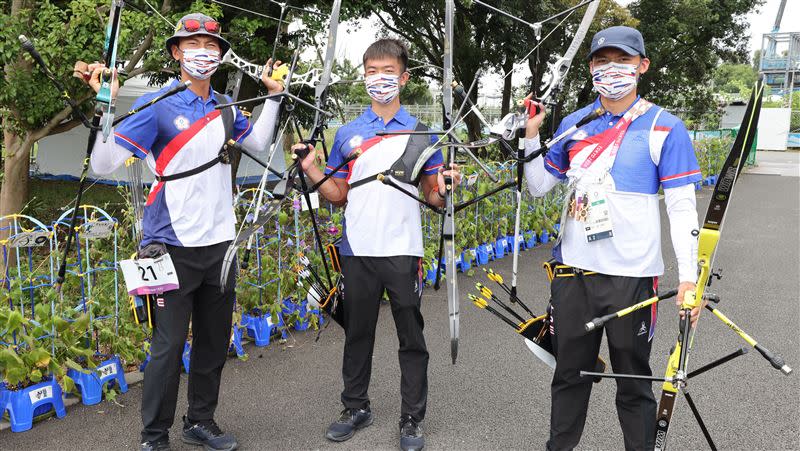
[26,179,128,222]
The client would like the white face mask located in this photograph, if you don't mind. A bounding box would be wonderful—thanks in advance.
[365,73,400,104]
[591,62,640,101]
[180,48,220,80]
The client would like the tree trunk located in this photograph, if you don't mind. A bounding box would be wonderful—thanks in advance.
[1,128,31,219]
[0,128,32,276]
[500,57,514,117]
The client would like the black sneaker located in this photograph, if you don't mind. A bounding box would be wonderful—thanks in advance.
[140,438,171,451]
[399,415,424,451]
[181,416,238,451]
[325,407,375,442]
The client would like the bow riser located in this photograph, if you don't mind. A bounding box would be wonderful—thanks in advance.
[98,0,124,141]
[221,49,265,81]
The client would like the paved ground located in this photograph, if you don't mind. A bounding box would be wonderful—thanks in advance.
[2,160,799,450]
[749,150,800,177]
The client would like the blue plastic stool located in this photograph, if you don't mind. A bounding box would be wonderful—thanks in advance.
[229,324,245,357]
[294,300,312,331]
[458,251,472,272]
[494,238,506,259]
[241,312,275,347]
[484,243,495,261]
[67,355,128,406]
[139,352,151,373]
[526,232,538,249]
[0,378,66,432]
[182,341,191,374]
[476,245,490,266]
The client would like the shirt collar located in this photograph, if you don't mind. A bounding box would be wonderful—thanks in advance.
[175,79,218,105]
[361,105,411,127]
[595,95,642,118]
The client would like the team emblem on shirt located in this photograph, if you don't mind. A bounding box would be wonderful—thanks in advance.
[348,135,364,150]
[173,115,190,131]
[572,130,589,141]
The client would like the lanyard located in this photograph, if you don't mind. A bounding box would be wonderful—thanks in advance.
[579,98,653,170]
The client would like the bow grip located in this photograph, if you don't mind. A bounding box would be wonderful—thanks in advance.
[293,145,311,161]
[270,64,289,82]
[523,98,541,117]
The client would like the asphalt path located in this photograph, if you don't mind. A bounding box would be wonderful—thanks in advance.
[2,167,798,450]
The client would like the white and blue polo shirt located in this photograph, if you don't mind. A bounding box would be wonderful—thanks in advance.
[114,80,252,247]
[325,107,443,257]
[544,96,701,277]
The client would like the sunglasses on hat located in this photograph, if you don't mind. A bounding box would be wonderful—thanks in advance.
[180,19,220,34]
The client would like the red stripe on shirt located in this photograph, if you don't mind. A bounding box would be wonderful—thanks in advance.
[156,110,221,175]
[653,126,672,132]
[234,119,251,142]
[424,163,444,172]
[326,165,350,173]
[546,159,567,174]
[344,133,393,183]
[660,169,701,182]
[145,182,164,206]
[567,127,617,162]
[115,132,149,155]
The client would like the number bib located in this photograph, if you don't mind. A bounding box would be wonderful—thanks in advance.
[119,254,179,295]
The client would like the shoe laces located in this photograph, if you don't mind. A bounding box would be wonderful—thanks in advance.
[142,439,169,450]
[338,408,355,422]
[197,419,223,437]
[399,415,420,436]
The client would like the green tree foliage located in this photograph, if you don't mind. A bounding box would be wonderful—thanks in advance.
[713,63,757,99]
[630,0,761,125]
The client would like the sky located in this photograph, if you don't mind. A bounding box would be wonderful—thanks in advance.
[332,0,799,103]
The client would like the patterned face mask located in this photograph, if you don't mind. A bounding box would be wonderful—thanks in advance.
[180,48,221,80]
[591,62,640,101]
[365,73,400,104]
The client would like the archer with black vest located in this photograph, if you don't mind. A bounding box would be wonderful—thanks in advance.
[86,14,284,451]
[294,39,461,451]
[523,27,703,450]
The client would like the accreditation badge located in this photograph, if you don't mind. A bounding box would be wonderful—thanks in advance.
[583,186,614,243]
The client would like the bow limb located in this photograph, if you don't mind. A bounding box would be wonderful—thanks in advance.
[56,0,125,285]
[308,0,341,160]
[652,78,765,451]
[509,0,599,304]
[537,0,600,105]
[440,0,460,365]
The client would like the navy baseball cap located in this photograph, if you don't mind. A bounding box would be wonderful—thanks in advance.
[587,26,646,59]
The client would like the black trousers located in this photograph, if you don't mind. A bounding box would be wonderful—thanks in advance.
[340,255,429,422]
[141,242,235,443]
[547,272,657,451]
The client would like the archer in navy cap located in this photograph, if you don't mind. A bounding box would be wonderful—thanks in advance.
[588,26,646,59]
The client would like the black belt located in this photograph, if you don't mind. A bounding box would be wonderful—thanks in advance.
[553,264,598,278]
[543,258,597,280]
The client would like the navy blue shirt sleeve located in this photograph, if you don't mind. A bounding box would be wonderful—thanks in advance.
[422,133,444,175]
[232,106,252,143]
[325,128,349,179]
[543,120,570,180]
[114,94,158,159]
